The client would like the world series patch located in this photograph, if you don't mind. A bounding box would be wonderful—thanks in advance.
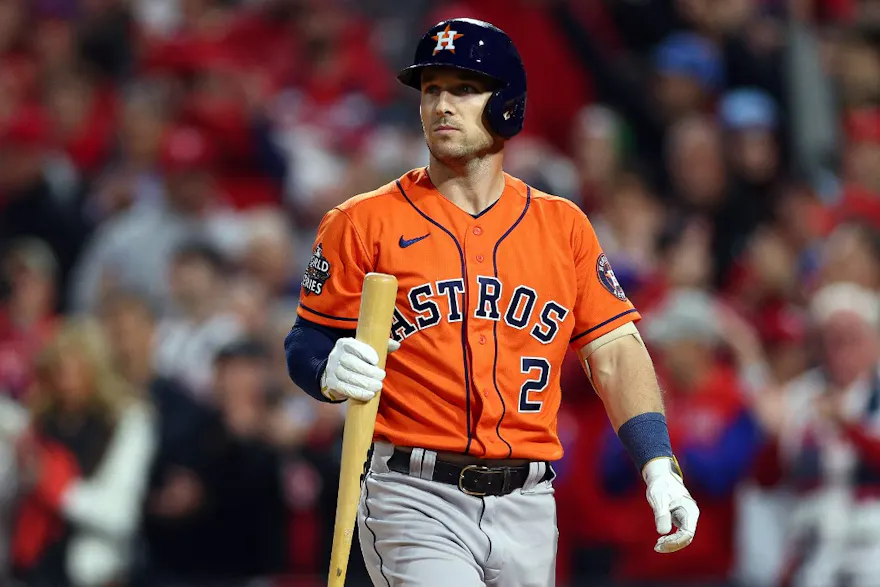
[596,253,627,301]
[302,243,331,296]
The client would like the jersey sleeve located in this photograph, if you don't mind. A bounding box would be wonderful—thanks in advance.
[569,212,641,352]
[296,207,373,329]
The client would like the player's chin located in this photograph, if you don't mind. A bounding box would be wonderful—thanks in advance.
[429,141,468,161]
[428,132,462,148]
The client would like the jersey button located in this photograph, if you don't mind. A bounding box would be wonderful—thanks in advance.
[473,226,483,236]
[479,335,486,344]
[476,254,484,263]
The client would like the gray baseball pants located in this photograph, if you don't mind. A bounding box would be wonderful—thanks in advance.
[357,441,559,587]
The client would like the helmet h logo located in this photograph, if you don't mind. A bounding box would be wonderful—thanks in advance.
[432,24,464,55]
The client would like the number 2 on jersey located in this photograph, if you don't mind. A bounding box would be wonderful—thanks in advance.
[519,357,550,413]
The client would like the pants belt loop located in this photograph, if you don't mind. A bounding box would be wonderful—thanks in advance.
[420,449,437,480]
[522,461,545,492]
[408,448,425,478]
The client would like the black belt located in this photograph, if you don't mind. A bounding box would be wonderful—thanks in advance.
[387,449,553,497]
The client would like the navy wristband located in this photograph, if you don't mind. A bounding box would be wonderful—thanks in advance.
[617,412,674,471]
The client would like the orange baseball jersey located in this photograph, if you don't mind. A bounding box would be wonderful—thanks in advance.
[297,168,641,461]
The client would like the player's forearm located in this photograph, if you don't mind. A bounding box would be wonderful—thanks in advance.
[586,334,664,429]
[582,329,674,473]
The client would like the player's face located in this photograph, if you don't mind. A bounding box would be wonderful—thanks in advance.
[420,67,496,162]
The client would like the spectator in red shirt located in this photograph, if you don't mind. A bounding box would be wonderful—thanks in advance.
[0,238,60,400]
[834,108,880,229]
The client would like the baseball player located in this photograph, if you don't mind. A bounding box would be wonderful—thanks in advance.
[285,18,699,587]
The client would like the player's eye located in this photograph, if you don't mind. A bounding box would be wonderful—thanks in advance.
[423,84,441,95]
[459,84,477,94]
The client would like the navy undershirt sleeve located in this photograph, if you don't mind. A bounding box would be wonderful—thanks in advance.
[284,315,355,402]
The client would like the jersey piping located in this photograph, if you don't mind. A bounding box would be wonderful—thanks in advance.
[396,179,476,455]
[299,303,359,322]
[570,308,640,343]
[491,185,531,458]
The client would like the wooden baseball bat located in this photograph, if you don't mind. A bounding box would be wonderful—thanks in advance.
[328,272,399,586]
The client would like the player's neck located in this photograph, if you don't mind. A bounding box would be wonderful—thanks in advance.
[427,155,505,217]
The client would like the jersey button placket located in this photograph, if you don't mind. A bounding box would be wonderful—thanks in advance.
[472,225,485,263]
[465,225,491,401]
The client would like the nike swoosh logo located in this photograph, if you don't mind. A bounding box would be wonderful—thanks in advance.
[399,234,429,248]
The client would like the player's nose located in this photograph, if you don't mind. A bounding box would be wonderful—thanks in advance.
[433,90,455,116]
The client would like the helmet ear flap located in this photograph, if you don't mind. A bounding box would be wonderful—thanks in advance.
[486,89,527,139]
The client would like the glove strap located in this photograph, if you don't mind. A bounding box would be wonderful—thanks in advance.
[319,369,345,402]
[642,456,684,485]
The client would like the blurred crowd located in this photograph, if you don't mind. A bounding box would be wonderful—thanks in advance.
[2,0,880,586]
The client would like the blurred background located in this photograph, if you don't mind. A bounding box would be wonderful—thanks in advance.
[1,0,880,585]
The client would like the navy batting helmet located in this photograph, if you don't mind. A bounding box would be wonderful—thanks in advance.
[397,18,527,139]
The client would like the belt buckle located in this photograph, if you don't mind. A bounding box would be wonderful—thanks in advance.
[458,464,491,496]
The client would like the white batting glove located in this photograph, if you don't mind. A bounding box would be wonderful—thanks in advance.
[320,338,400,402]
[642,457,700,553]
